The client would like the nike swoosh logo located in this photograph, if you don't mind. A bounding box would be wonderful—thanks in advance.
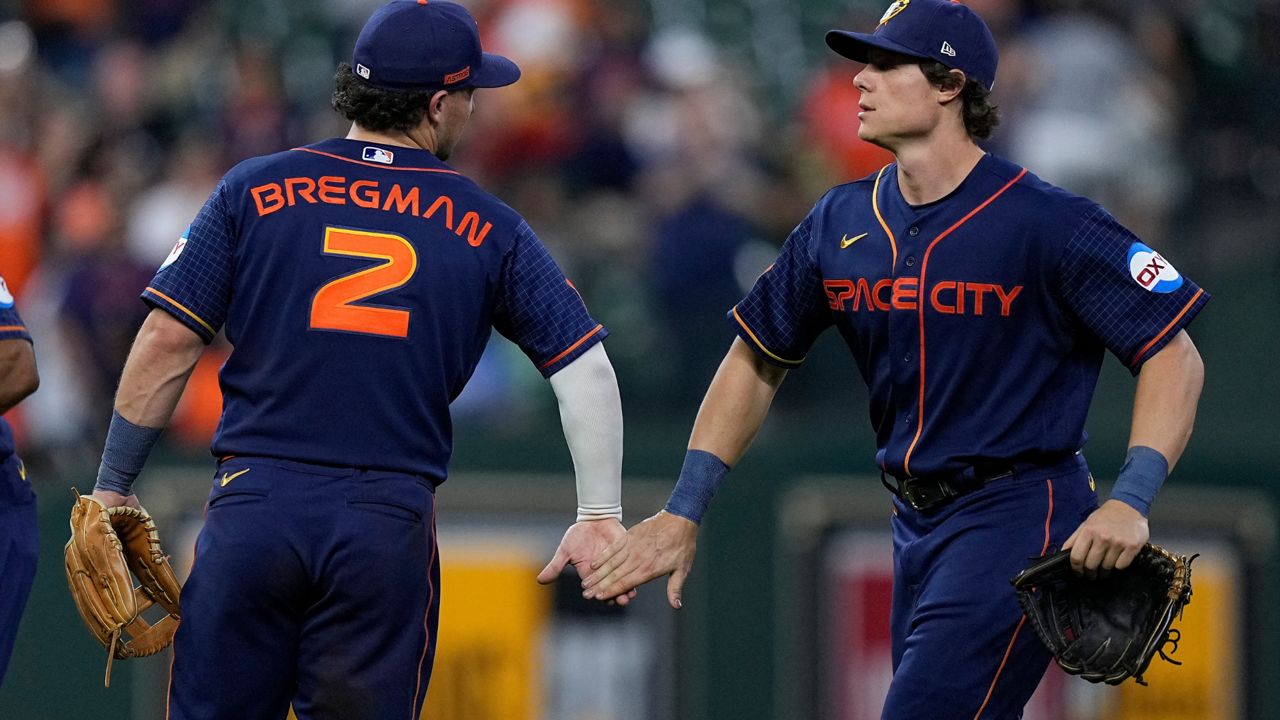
[841,232,868,249]
[17,461,25,482]
[221,468,251,487]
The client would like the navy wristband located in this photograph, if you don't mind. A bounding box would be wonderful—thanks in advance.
[664,449,730,525]
[94,411,163,496]
[1110,445,1168,517]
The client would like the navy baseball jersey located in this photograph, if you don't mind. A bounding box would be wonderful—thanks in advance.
[0,273,37,689]
[731,153,1209,479]
[143,138,606,481]
[0,275,33,461]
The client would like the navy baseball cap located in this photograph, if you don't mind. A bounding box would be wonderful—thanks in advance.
[352,0,521,92]
[826,0,998,91]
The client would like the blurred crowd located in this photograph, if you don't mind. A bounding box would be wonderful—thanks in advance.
[0,0,1274,469]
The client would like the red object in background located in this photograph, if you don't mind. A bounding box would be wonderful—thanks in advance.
[802,66,895,181]
[169,347,228,449]
[0,147,45,298]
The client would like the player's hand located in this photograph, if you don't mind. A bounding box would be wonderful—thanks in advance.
[89,489,143,511]
[537,518,638,606]
[1062,499,1149,577]
[580,510,698,609]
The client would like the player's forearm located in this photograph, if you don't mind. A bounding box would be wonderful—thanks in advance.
[688,337,787,466]
[94,310,205,496]
[0,339,38,415]
[1108,330,1203,515]
[1127,330,1203,471]
[548,343,623,521]
[663,338,786,525]
[114,310,207,428]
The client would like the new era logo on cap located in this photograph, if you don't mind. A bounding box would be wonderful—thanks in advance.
[941,41,956,56]
[362,147,395,164]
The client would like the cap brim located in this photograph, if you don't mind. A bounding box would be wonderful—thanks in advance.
[825,29,929,65]
[469,52,521,88]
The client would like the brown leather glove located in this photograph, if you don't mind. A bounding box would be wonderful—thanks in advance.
[64,492,183,687]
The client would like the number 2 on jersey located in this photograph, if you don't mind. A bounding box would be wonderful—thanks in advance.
[310,227,418,338]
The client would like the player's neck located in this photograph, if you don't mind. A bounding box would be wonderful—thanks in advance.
[345,123,438,156]
[893,138,986,206]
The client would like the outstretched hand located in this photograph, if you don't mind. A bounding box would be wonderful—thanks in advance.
[537,518,637,606]
[1062,499,1149,577]
[580,510,699,609]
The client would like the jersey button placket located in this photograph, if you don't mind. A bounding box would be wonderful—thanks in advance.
[888,221,923,467]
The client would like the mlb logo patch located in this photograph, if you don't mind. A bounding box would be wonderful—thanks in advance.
[356,63,371,79]
[0,275,13,308]
[363,147,395,165]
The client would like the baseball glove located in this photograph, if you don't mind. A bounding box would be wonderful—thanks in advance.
[64,491,183,687]
[1011,543,1196,686]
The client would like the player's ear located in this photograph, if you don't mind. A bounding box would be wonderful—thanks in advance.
[937,69,966,104]
[427,89,451,124]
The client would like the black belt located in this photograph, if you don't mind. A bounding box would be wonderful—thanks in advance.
[881,460,1021,512]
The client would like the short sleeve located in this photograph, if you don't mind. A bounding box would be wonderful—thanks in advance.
[1058,205,1209,372]
[0,275,31,342]
[141,181,236,343]
[728,214,833,367]
[492,222,608,377]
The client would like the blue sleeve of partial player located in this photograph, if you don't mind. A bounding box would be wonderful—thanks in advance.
[727,214,833,368]
[0,278,31,343]
[141,181,237,343]
[492,222,607,377]
[1057,205,1209,373]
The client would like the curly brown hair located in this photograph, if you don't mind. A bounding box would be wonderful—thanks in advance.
[330,62,438,133]
[919,61,1000,140]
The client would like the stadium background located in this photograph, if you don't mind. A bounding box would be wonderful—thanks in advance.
[0,0,1277,717]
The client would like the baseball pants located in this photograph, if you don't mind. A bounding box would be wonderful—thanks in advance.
[0,452,37,687]
[883,453,1098,719]
[168,457,440,720]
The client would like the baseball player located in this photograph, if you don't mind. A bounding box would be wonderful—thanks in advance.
[583,1,1208,717]
[0,273,39,687]
[87,2,627,718]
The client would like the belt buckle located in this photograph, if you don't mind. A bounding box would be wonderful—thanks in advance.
[899,476,953,512]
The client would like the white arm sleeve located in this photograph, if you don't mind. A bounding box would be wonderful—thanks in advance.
[548,342,623,521]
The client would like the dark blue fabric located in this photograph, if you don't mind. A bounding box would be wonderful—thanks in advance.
[826,0,1000,90]
[168,457,439,720]
[0,290,31,342]
[1110,445,1168,516]
[731,153,1208,480]
[0,291,30,462]
[94,411,164,495]
[0,452,38,686]
[142,138,605,479]
[664,449,731,524]
[885,454,1097,719]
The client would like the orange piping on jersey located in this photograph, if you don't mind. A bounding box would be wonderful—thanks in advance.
[901,168,1027,477]
[145,287,217,337]
[731,307,805,367]
[871,164,898,270]
[973,477,1054,719]
[539,324,604,370]
[0,325,26,333]
[293,147,462,174]
[411,503,438,719]
[1129,288,1204,368]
